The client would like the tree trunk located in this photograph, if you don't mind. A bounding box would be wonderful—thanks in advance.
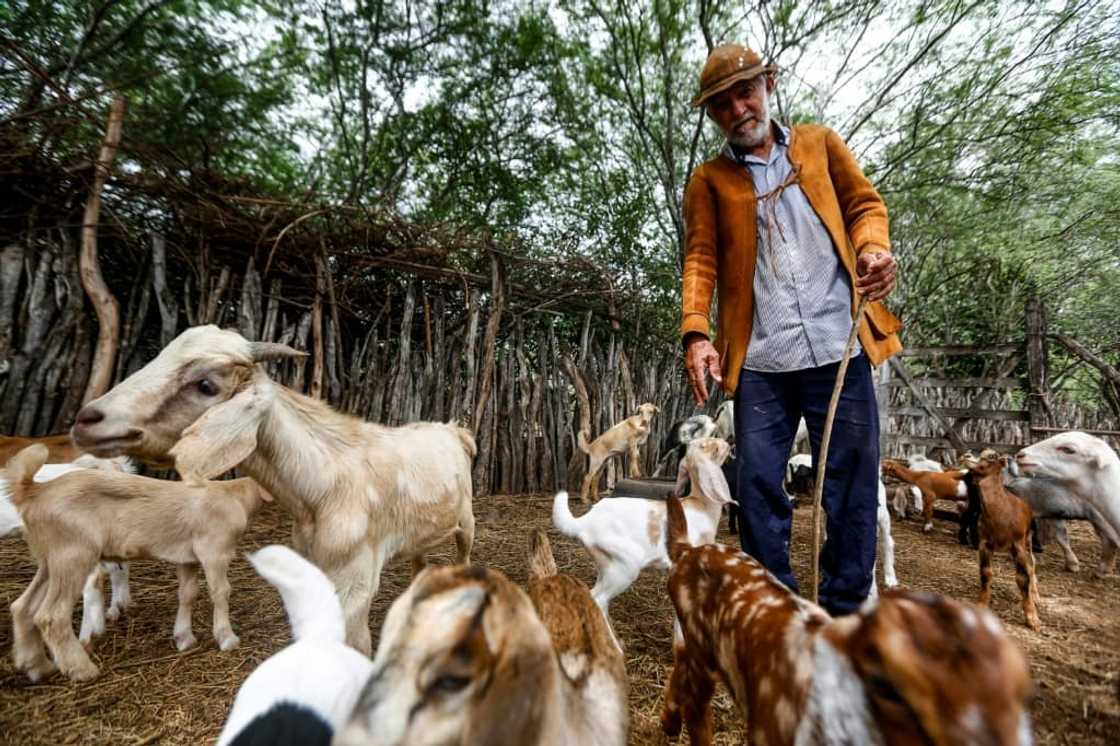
[0,243,25,367]
[80,94,127,404]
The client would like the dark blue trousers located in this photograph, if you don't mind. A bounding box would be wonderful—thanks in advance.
[733,356,880,615]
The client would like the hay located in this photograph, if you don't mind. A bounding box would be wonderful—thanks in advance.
[2,495,1117,744]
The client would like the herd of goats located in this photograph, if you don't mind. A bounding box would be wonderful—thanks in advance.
[1,323,1118,745]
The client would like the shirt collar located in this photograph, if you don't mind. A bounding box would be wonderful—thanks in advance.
[721,122,790,166]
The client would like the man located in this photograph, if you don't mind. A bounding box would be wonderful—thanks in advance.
[680,43,901,616]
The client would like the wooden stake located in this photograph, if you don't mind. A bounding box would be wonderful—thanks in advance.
[810,295,868,605]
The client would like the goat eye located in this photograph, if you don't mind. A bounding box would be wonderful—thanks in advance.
[867,674,905,705]
[429,674,470,695]
[1057,445,1075,455]
[196,379,217,396]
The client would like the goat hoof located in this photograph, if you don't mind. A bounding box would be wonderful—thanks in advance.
[65,661,100,682]
[105,606,121,622]
[174,632,198,651]
[24,659,57,683]
[922,522,933,533]
[1066,563,1080,573]
[660,707,683,738]
[1025,616,1041,632]
[218,633,240,652]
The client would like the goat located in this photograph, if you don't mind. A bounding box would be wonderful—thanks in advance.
[1016,431,1120,576]
[880,460,967,532]
[783,453,814,502]
[0,433,81,466]
[906,452,943,472]
[962,450,1041,631]
[335,533,628,746]
[660,496,1033,746]
[7,444,272,681]
[553,437,734,617]
[713,400,735,443]
[216,545,374,746]
[653,414,715,476]
[69,325,476,655]
[1,453,135,646]
[577,402,658,502]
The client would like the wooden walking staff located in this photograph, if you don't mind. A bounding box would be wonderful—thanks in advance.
[809,295,869,604]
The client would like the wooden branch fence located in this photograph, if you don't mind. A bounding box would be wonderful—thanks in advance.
[0,234,714,497]
[881,296,1120,459]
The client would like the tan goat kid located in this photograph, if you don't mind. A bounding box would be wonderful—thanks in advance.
[7,444,271,682]
[70,325,476,655]
[963,449,1042,631]
[578,402,658,502]
[335,531,628,746]
[660,496,1033,746]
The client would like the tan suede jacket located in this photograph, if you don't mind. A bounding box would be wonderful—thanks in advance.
[680,123,902,394]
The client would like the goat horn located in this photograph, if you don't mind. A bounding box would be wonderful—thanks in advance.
[249,341,307,362]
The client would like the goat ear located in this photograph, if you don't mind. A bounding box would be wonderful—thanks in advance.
[674,457,690,497]
[697,457,734,505]
[170,385,266,480]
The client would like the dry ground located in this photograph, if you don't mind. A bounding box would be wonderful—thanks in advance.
[1,494,1117,745]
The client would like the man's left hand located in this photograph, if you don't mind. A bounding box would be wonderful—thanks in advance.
[855,251,896,301]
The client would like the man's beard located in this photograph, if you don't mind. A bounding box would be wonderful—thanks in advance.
[727,97,771,149]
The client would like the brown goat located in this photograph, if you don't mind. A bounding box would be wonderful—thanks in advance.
[0,433,81,466]
[660,496,1033,746]
[964,450,1042,631]
[881,460,967,532]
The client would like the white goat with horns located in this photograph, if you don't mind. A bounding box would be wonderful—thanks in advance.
[70,325,476,654]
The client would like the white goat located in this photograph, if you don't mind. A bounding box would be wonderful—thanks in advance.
[70,325,476,655]
[1016,431,1120,575]
[1,453,135,645]
[216,545,374,746]
[653,414,716,476]
[8,444,272,681]
[713,400,735,443]
[553,437,735,618]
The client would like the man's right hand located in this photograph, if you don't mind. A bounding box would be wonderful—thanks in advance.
[684,334,723,405]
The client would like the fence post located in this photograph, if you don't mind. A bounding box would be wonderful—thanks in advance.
[1025,295,1049,441]
[876,359,891,457]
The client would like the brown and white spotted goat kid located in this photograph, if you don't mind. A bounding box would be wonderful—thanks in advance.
[963,449,1042,631]
[660,496,1033,746]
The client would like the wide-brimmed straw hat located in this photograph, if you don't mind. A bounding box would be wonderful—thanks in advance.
[691,43,777,108]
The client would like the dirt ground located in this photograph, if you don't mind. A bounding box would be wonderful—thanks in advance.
[1,493,1117,745]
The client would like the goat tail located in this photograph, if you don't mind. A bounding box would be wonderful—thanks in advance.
[247,545,345,643]
[666,496,690,563]
[454,426,478,460]
[528,529,558,581]
[5,445,49,506]
[552,490,582,538]
[577,429,592,454]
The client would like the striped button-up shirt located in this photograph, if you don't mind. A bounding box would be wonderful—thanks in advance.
[723,125,861,373]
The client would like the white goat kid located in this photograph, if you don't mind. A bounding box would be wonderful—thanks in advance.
[70,325,477,655]
[553,437,735,618]
[216,545,374,746]
[1,454,135,645]
[1016,431,1120,575]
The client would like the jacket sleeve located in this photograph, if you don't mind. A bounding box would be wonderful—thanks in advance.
[825,128,890,255]
[679,166,719,342]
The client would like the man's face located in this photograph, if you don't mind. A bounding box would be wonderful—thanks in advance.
[706,75,772,149]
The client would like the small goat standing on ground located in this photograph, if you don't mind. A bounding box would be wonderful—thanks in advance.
[880,459,967,532]
[554,437,735,618]
[335,534,628,746]
[963,450,1042,631]
[577,402,658,502]
[2,453,136,646]
[70,325,476,655]
[660,496,1033,746]
[7,444,271,681]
